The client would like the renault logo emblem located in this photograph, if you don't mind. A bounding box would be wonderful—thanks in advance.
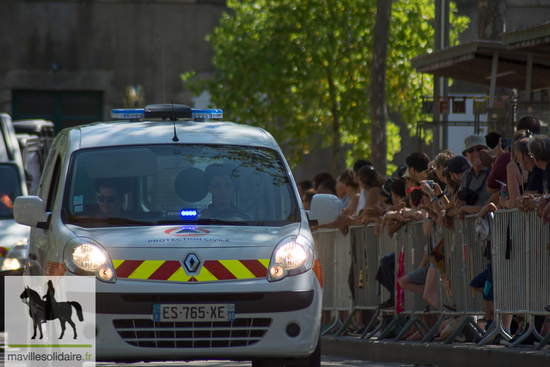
[184,253,200,273]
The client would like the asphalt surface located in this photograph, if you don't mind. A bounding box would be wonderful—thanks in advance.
[321,334,550,367]
[2,332,549,367]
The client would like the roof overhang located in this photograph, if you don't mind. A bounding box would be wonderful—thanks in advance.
[410,23,550,92]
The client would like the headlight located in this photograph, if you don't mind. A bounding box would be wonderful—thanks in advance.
[1,239,28,271]
[267,236,314,281]
[64,238,117,283]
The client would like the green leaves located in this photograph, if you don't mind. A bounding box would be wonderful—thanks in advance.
[183,0,469,174]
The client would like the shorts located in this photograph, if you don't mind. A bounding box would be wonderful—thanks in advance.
[406,263,429,285]
[469,262,493,301]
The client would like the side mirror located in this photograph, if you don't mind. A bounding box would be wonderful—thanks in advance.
[14,196,49,228]
[308,194,341,226]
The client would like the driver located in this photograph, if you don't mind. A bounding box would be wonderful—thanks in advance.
[202,164,244,218]
[94,178,131,219]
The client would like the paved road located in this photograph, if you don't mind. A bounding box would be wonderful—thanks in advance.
[95,356,424,367]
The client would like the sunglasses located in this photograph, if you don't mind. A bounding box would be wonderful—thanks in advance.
[98,195,118,203]
[466,146,484,154]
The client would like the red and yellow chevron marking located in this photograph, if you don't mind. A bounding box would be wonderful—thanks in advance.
[113,259,270,282]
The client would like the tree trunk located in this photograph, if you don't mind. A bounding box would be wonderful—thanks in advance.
[370,0,391,176]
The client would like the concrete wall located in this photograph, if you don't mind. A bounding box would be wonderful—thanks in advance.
[0,0,228,119]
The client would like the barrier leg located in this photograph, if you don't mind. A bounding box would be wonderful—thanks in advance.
[421,316,446,343]
[377,314,406,340]
[334,309,358,336]
[533,327,550,350]
[443,316,481,344]
[361,310,381,339]
[508,314,536,348]
[393,315,430,342]
[321,314,338,335]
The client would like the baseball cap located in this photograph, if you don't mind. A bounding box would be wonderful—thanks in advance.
[442,156,471,176]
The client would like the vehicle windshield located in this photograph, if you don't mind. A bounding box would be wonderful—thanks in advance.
[63,144,300,227]
[0,164,23,220]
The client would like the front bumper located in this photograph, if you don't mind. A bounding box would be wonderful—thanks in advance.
[94,272,322,361]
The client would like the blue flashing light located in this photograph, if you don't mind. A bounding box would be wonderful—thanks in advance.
[192,109,224,120]
[180,209,198,218]
[111,109,145,120]
[181,225,197,231]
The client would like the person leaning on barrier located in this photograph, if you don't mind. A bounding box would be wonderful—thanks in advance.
[438,155,471,229]
[329,163,378,235]
[338,169,360,214]
[498,130,534,209]
[405,151,430,184]
[445,135,498,221]
[528,135,550,222]
[510,136,544,212]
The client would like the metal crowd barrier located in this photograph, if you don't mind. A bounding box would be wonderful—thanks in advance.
[393,220,438,342]
[315,209,550,349]
[315,228,353,335]
[482,209,550,349]
[333,225,381,337]
[364,224,400,339]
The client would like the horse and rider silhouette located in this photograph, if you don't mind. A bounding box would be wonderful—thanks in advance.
[20,280,84,340]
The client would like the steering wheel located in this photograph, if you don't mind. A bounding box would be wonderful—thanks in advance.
[212,208,254,221]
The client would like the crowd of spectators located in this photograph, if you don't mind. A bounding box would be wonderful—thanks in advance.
[299,115,550,343]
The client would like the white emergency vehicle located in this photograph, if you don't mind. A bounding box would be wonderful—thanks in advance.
[0,113,29,271]
[14,104,340,365]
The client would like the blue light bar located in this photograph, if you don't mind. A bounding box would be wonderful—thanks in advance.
[110,108,224,121]
[111,109,145,120]
[180,209,198,218]
[192,109,224,120]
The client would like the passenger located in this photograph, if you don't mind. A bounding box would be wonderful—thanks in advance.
[96,179,130,218]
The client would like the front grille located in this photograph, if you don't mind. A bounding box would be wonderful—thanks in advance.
[113,318,272,348]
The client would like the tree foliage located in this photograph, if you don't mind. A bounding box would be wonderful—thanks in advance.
[183,0,469,175]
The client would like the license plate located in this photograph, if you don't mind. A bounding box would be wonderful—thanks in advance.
[153,304,236,322]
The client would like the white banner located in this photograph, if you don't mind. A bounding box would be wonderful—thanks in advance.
[4,276,96,367]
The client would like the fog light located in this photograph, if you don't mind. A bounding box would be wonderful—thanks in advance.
[98,266,114,281]
[269,265,284,280]
[286,323,300,337]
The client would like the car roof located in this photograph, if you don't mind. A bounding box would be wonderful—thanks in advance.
[71,120,278,150]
